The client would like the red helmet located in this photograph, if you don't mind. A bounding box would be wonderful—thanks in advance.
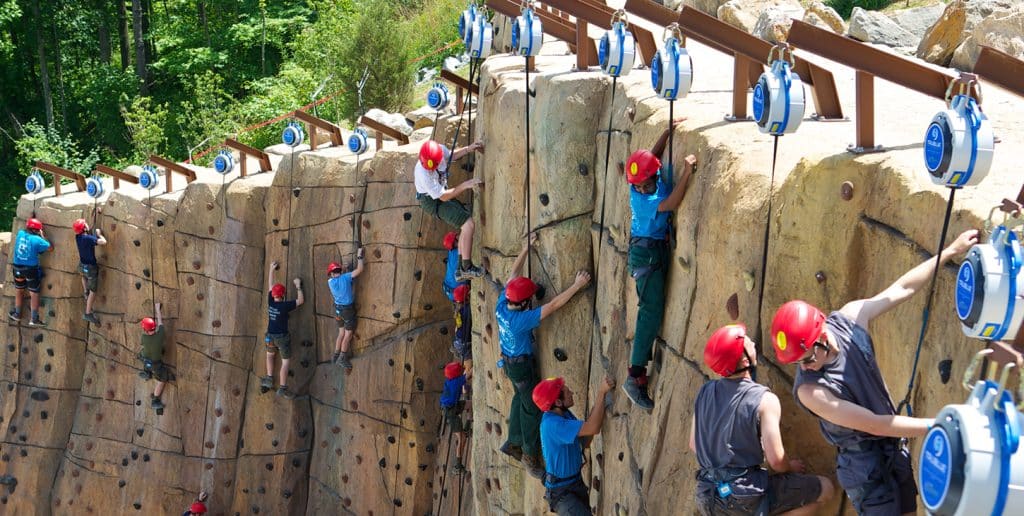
[444,361,464,380]
[505,277,538,303]
[771,300,826,364]
[271,283,287,298]
[704,324,749,376]
[25,218,42,231]
[419,140,444,171]
[443,231,458,251]
[73,219,88,235]
[453,284,469,304]
[190,502,208,514]
[327,262,343,274]
[533,377,565,412]
[140,317,157,332]
[625,150,661,185]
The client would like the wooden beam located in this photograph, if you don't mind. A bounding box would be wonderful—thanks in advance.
[224,138,272,177]
[358,115,410,152]
[149,154,197,194]
[34,161,87,196]
[94,164,140,190]
[486,0,597,65]
[293,110,343,148]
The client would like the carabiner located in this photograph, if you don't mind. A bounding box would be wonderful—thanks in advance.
[663,22,684,45]
[963,348,994,392]
[611,8,628,26]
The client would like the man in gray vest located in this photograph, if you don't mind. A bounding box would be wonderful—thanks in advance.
[691,323,833,515]
[770,229,977,515]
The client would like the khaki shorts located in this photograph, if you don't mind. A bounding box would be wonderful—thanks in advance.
[417,194,470,228]
[79,263,99,292]
[265,333,292,359]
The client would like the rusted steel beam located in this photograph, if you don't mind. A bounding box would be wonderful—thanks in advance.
[34,161,87,196]
[440,68,480,96]
[94,164,140,190]
[974,46,1024,99]
[543,0,658,64]
[358,115,410,152]
[224,138,272,177]
[149,155,197,194]
[293,110,343,149]
[576,18,589,69]
[487,0,594,63]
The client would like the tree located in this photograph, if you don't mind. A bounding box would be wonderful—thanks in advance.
[132,0,147,93]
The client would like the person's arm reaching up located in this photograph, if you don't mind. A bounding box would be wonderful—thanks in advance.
[95,228,107,246]
[658,154,697,212]
[155,302,163,327]
[540,271,591,320]
[352,248,365,279]
[293,278,304,307]
[508,234,537,285]
[578,377,615,437]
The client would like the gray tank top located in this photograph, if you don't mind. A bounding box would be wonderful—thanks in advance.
[695,377,769,470]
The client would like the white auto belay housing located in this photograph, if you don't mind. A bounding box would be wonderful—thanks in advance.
[467,16,493,59]
[213,150,235,175]
[348,128,369,155]
[650,24,692,101]
[957,224,1023,341]
[753,45,806,136]
[512,7,542,57]
[25,170,44,195]
[599,12,636,78]
[924,87,994,188]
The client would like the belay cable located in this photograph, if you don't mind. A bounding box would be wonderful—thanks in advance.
[513,3,542,275]
[281,120,306,281]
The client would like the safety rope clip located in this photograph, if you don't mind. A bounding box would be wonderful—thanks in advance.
[663,22,684,46]
[768,42,795,68]
[963,348,994,392]
[611,9,628,26]
[945,72,983,107]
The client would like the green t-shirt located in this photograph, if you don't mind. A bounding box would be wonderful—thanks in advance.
[140,325,165,361]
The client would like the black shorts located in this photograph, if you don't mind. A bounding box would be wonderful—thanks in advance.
[12,265,41,292]
[334,303,357,331]
[696,472,823,516]
[443,401,467,433]
[79,263,99,292]
[140,358,171,382]
[844,446,917,516]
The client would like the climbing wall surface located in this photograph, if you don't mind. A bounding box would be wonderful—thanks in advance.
[0,115,476,514]
[470,37,1024,515]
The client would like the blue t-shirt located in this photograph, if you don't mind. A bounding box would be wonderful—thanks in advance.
[495,289,542,357]
[443,249,467,301]
[76,234,99,265]
[440,375,466,408]
[454,301,471,343]
[540,410,585,487]
[13,230,50,266]
[267,292,297,334]
[328,272,355,305]
[629,166,673,240]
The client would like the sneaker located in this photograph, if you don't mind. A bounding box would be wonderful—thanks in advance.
[28,317,46,327]
[499,441,523,462]
[260,375,274,391]
[331,351,341,364]
[150,396,164,410]
[622,376,655,411]
[83,313,100,324]
[521,454,545,479]
[337,352,353,371]
[452,460,466,474]
[454,264,485,282]
[276,386,296,400]
[7,310,20,323]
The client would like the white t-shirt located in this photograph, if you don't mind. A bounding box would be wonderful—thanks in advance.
[414,145,452,199]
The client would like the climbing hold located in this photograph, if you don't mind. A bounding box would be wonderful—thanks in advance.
[348,128,369,155]
[651,25,692,101]
[753,45,806,136]
[553,348,568,362]
[265,463,273,471]
[439,327,448,336]
[156,220,163,227]
[30,390,49,402]
[142,454,150,462]
[350,400,358,410]
[214,150,235,175]
[186,277,195,286]
[118,480,125,488]
[257,486,266,494]
[743,271,755,292]
[840,181,854,201]
[85,177,104,199]
[938,359,953,384]
[379,458,387,468]
[539,193,549,206]
[512,8,543,57]
[815,271,827,284]
[135,428,143,437]
[292,187,300,198]
[387,435,396,444]
[5,345,11,352]
[25,170,44,195]
[130,451,138,460]
[281,238,289,246]
[282,121,305,148]
[356,455,363,464]
[424,304,433,311]
[134,282,142,290]
[40,412,47,420]
[393,499,402,507]
[283,490,292,499]
[403,212,412,221]
[726,293,739,320]
[43,364,50,373]
[404,477,413,486]
[387,359,395,367]
[298,428,308,438]
[138,165,160,190]
[122,458,129,466]
[392,311,401,319]
[133,502,141,510]
[599,14,636,77]
[924,92,993,187]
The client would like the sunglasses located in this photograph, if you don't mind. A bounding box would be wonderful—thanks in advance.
[798,339,826,365]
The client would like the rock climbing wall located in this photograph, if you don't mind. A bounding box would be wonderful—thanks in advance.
[0,114,476,514]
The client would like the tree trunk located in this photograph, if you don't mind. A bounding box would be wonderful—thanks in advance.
[198,1,209,47]
[52,17,67,126]
[32,0,54,128]
[98,0,112,65]
[117,0,129,70]
[132,0,147,94]
[142,0,155,62]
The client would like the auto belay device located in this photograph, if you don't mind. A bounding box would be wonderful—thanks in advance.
[924,79,994,188]
[650,23,692,101]
[918,352,1024,516]
[213,150,235,175]
[468,16,493,59]
[139,165,160,191]
[599,11,636,78]
[85,176,104,199]
[957,223,1022,341]
[282,121,305,148]
[512,6,542,57]
[24,170,44,195]
[753,44,805,136]
[459,3,478,45]
[348,128,369,155]
[427,82,450,111]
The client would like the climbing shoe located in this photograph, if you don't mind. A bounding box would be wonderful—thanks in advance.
[259,375,274,394]
[455,264,485,282]
[7,310,20,323]
[499,441,523,462]
[83,313,100,324]
[28,317,46,327]
[150,396,164,411]
[522,454,545,479]
[622,376,655,411]
[452,460,466,474]
[276,386,296,400]
[337,352,353,372]
[331,351,341,365]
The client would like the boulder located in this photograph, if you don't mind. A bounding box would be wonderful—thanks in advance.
[806,1,845,34]
[686,0,730,16]
[917,0,1016,66]
[718,0,759,32]
[951,3,1024,70]
[752,6,796,43]
[362,108,413,138]
[886,2,946,38]
[848,6,920,48]
[803,12,835,33]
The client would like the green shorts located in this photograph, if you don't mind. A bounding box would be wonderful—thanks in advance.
[265,333,292,359]
[79,263,99,292]
[417,194,470,228]
[140,358,171,383]
[444,400,468,433]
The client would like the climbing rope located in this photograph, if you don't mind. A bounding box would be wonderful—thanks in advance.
[897,186,959,416]
[524,56,533,277]
[433,418,456,516]
[147,188,157,313]
[755,135,781,324]
[285,121,298,282]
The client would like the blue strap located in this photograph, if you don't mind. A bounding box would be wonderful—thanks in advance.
[994,231,1021,340]
[524,10,535,56]
[991,383,1019,516]
[777,62,791,135]
[959,97,982,185]
[615,23,626,76]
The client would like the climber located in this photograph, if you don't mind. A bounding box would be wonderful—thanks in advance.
[183,491,208,515]
[73,218,107,324]
[138,302,170,413]
[415,139,486,282]
[441,231,468,302]
[690,324,833,516]
[328,247,364,372]
[263,261,304,399]
[451,283,472,376]
[492,233,592,479]
[9,218,52,326]
[770,229,978,515]
[622,119,697,410]
[441,361,471,474]
[533,375,615,515]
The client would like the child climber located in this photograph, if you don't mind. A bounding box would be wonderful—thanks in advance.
[441,231,468,302]
[328,248,364,372]
[441,361,471,474]
[9,218,52,326]
[138,302,170,413]
[451,284,472,376]
[622,120,698,411]
[263,261,303,399]
[73,218,106,324]
[415,140,486,282]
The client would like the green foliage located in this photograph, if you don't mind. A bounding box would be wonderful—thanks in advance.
[122,96,170,161]
[14,121,101,177]
[825,0,895,18]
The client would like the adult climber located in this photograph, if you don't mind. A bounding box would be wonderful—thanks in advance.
[622,119,697,410]
[770,229,979,515]
[534,375,615,515]
[328,248,364,372]
[9,218,52,326]
[440,361,471,474]
[415,139,486,281]
[690,324,834,516]
[139,302,170,413]
[492,233,592,478]
[263,261,304,399]
[441,231,468,302]
[73,218,107,324]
